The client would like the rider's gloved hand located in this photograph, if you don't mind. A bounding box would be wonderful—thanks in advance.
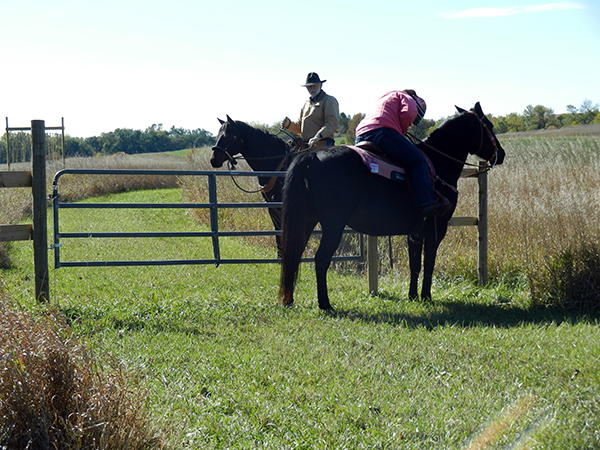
[308,135,320,147]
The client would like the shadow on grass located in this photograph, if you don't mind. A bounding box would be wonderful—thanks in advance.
[59,292,600,336]
[334,292,600,329]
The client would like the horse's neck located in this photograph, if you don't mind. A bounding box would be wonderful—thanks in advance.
[426,136,469,185]
[243,146,284,172]
[241,131,286,173]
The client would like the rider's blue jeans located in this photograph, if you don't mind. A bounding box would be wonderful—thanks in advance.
[356,127,436,208]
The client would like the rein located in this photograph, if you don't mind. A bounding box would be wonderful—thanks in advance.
[217,128,301,195]
[407,111,499,178]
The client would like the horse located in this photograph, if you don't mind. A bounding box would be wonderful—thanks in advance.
[210,116,293,253]
[278,102,506,311]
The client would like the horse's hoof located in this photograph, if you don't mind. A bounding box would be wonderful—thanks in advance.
[278,293,294,307]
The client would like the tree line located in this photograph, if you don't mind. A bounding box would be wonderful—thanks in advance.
[337,99,600,139]
[489,100,600,134]
[2,99,598,164]
[262,99,600,146]
[0,124,215,165]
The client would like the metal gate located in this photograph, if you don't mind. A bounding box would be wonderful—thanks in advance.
[51,168,363,268]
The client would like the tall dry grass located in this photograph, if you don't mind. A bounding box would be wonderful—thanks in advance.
[181,149,283,251]
[0,151,206,267]
[3,136,600,284]
[429,135,600,284]
[0,296,162,449]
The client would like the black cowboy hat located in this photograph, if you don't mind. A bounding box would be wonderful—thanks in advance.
[302,72,327,86]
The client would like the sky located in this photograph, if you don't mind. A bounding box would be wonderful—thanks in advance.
[2,0,599,138]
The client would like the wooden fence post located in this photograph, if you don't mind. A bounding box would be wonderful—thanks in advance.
[368,235,378,295]
[31,120,49,302]
[478,162,488,286]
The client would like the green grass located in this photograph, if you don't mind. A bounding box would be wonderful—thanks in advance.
[2,188,599,449]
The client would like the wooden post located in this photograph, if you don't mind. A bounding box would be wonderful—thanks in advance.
[61,117,65,167]
[367,235,378,295]
[478,162,488,286]
[5,117,10,170]
[31,120,49,302]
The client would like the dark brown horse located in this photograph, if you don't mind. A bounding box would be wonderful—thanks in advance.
[279,103,506,310]
[210,116,293,253]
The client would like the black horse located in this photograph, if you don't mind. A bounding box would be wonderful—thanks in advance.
[210,116,292,252]
[279,103,506,310]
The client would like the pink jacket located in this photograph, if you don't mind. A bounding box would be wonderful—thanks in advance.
[355,91,418,137]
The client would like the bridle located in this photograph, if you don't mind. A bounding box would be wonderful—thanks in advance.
[473,112,500,169]
[211,134,242,168]
[212,127,297,195]
[407,111,500,176]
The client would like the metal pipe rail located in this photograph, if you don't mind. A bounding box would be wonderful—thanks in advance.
[51,168,363,268]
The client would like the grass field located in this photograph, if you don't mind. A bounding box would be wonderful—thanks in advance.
[2,185,600,449]
[2,130,600,448]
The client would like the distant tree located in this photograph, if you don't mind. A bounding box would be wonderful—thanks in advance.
[0,135,6,164]
[523,104,554,130]
[492,116,508,134]
[504,113,526,133]
[410,118,436,140]
[141,124,173,153]
[187,128,215,148]
[84,136,103,154]
[64,137,94,158]
[101,128,144,154]
[579,99,600,125]
[338,112,350,136]
[345,113,365,144]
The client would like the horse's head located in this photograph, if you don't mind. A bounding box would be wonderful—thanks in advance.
[456,102,506,167]
[210,115,244,168]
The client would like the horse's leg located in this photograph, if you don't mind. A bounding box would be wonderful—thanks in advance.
[279,219,316,306]
[314,226,345,311]
[421,239,438,301]
[407,234,424,300]
[262,189,284,256]
[268,207,283,256]
[421,219,449,301]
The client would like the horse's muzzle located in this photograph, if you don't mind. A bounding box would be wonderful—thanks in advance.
[210,147,225,168]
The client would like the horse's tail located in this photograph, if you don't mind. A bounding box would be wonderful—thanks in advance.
[278,154,314,305]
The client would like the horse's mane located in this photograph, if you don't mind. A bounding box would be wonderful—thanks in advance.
[425,112,462,141]
[422,110,476,152]
[236,120,288,153]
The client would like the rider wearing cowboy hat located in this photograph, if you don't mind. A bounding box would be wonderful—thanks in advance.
[282,72,339,148]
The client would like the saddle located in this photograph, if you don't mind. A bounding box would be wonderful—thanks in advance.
[348,141,452,214]
[348,141,436,184]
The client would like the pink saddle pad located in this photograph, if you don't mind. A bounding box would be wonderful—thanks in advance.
[346,145,407,182]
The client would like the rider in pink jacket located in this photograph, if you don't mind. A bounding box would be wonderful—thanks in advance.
[355,90,419,137]
[355,89,444,218]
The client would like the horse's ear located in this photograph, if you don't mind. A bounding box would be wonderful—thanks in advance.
[455,105,467,114]
[473,102,483,116]
[226,115,235,125]
[218,117,225,125]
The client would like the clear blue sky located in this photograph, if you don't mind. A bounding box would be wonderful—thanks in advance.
[2,0,599,138]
